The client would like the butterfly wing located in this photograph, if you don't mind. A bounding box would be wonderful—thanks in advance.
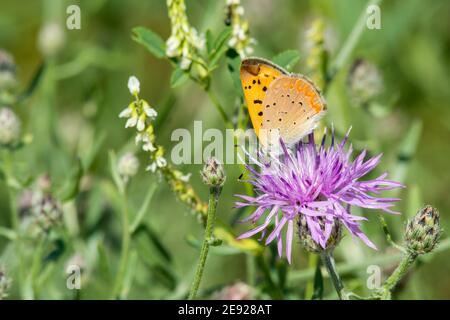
[259,75,327,148]
[240,58,288,136]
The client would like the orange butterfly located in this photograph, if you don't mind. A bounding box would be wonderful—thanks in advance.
[240,57,327,149]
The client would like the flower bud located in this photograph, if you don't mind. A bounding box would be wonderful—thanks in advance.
[0,266,11,300]
[298,216,342,253]
[405,205,441,255]
[117,152,140,182]
[38,22,65,57]
[201,157,226,188]
[347,59,383,106]
[32,191,63,232]
[0,50,17,90]
[0,107,21,147]
[215,281,252,300]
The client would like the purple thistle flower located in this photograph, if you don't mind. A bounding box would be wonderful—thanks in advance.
[235,128,404,263]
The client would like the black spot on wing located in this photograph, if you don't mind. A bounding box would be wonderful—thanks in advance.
[253,100,263,104]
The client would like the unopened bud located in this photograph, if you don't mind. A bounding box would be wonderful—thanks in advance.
[347,59,383,106]
[405,205,441,255]
[215,281,252,300]
[0,50,17,90]
[38,22,65,57]
[0,107,21,147]
[201,157,226,188]
[117,152,140,182]
[0,266,12,300]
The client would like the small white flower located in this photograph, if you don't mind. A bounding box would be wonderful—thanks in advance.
[166,36,180,57]
[143,142,156,152]
[137,115,146,131]
[156,156,167,168]
[235,6,244,16]
[228,37,238,47]
[146,162,157,173]
[179,173,191,182]
[180,56,191,70]
[119,107,132,118]
[128,76,140,95]
[125,116,138,128]
[143,102,157,119]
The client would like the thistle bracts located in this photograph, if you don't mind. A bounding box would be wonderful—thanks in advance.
[405,205,441,255]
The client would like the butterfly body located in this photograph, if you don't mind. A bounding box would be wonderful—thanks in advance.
[240,58,326,149]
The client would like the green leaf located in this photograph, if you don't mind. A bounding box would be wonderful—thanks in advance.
[58,158,84,202]
[272,50,300,71]
[391,119,422,185]
[108,150,124,195]
[209,27,232,66]
[206,29,214,54]
[82,131,106,170]
[132,27,166,59]
[18,62,46,102]
[134,224,173,264]
[170,67,189,88]
[311,260,324,300]
[0,226,17,240]
[226,48,243,94]
[97,240,112,280]
[130,183,157,233]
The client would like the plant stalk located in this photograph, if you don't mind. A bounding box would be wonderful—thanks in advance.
[321,251,345,300]
[382,251,417,293]
[111,191,130,299]
[188,186,221,299]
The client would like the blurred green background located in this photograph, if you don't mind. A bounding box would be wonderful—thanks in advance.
[0,0,449,299]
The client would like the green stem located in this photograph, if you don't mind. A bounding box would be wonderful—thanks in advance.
[188,186,221,299]
[305,253,319,299]
[206,90,233,129]
[327,0,382,87]
[382,251,417,293]
[378,214,406,253]
[246,253,256,288]
[111,191,130,299]
[321,251,345,300]
[1,150,26,298]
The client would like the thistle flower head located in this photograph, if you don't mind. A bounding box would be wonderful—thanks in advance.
[31,190,63,232]
[405,205,441,255]
[0,265,12,300]
[117,152,140,183]
[0,107,21,147]
[236,128,404,263]
[201,157,226,188]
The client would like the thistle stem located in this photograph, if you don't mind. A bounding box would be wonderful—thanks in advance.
[382,251,417,293]
[321,251,346,300]
[188,186,221,299]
